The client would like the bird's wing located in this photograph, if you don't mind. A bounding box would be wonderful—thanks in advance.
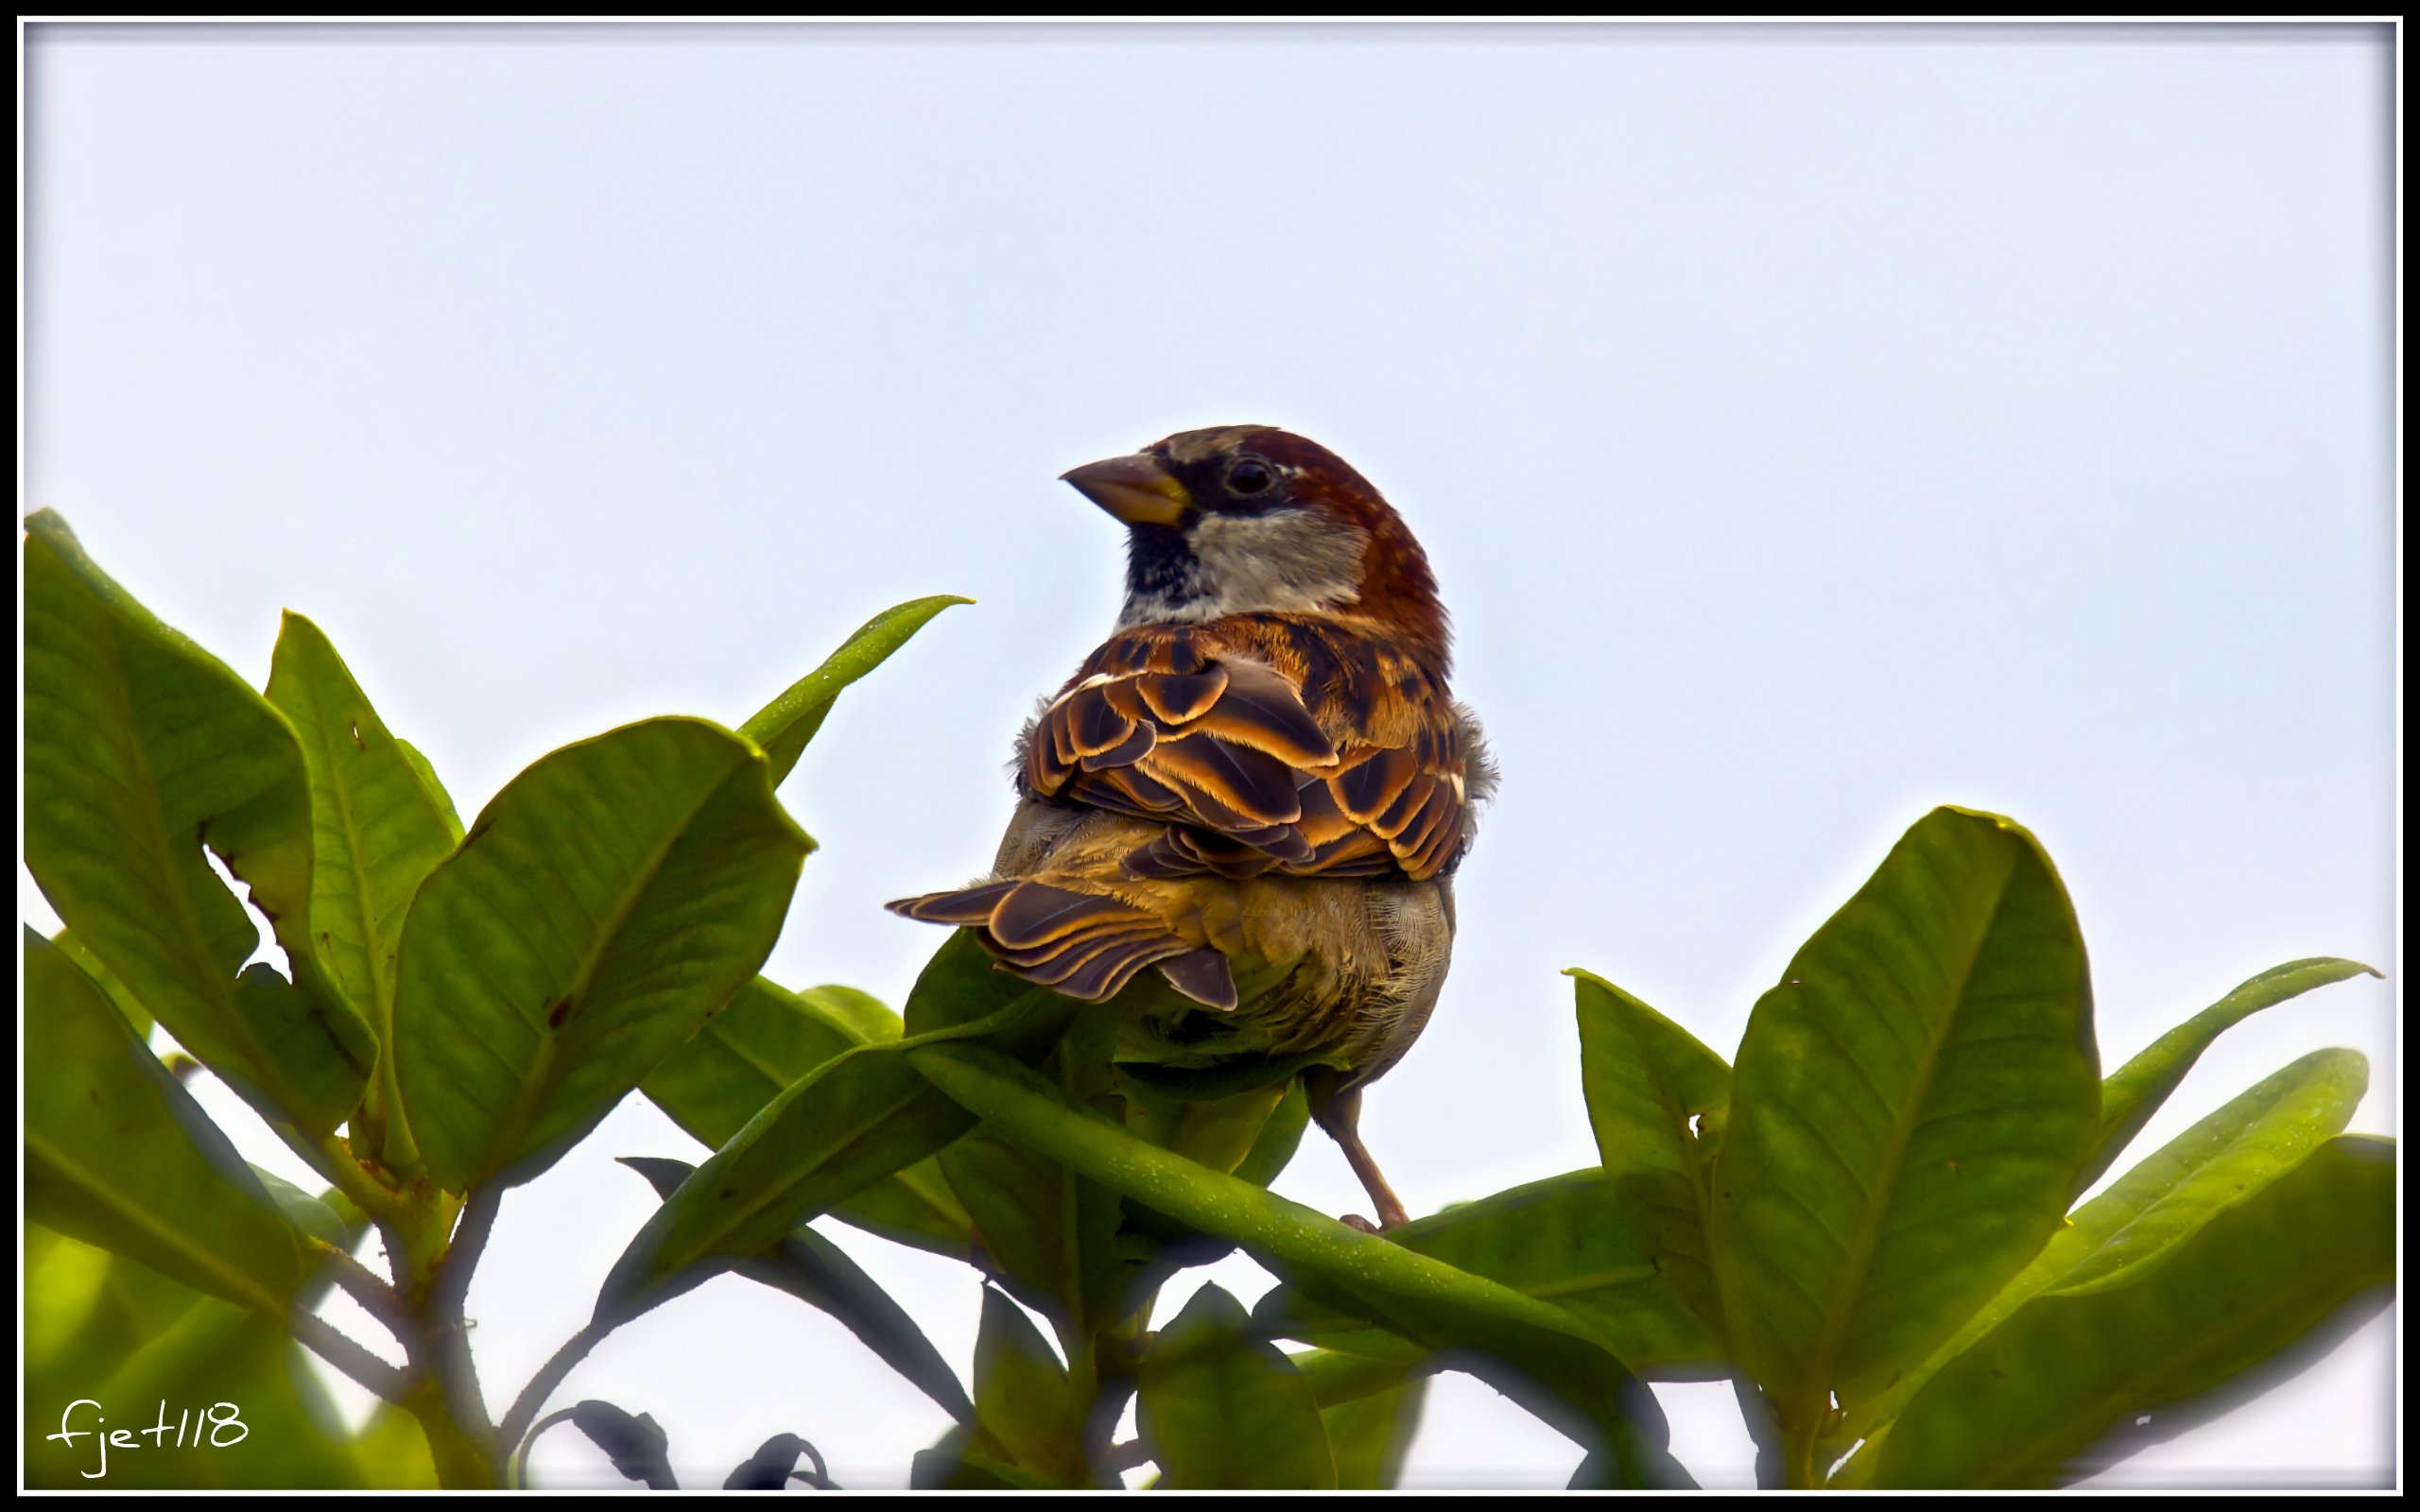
[1021,619,1471,883]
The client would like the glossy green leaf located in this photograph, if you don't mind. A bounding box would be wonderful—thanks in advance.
[1860,1135,2394,1487]
[251,1167,351,1251]
[25,928,311,1316]
[1571,968,1732,1341]
[597,936,1077,1320]
[910,1429,1057,1489]
[1841,1046,2370,1448]
[25,1226,437,1489]
[969,1287,1086,1486]
[393,738,465,840]
[2082,957,2380,1193]
[740,593,972,786]
[392,716,811,1191]
[265,610,463,1171]
[1140,1283,1337,1488]
[24,510,373,1133]
[908,1040,1688,1486]
[641,974,971,1259]
[943,1008,1134,1332]
[54,926,154,1040]
[1323,1373,1427,1489]
[618,1157,973,1424]
[1289,1341,1426,1406]
[1710,807,2100,1424]
[1115,1079,1304,1287]
[1269,1168,1730,1380]
[1231,1079,1312,1187]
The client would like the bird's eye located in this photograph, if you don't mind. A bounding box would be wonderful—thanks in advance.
[1226,458,1274,495]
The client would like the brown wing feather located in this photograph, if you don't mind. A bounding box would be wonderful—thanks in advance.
[1020,616,1474,885]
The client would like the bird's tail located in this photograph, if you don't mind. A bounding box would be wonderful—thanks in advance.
[887,879,1237,1008]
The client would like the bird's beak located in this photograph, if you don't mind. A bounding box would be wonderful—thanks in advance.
[1061,454,1193,528]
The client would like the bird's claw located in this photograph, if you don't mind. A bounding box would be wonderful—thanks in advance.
[1339,1212,1382,1234]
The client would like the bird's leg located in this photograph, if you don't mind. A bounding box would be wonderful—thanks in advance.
[1305,1072,1410,1231]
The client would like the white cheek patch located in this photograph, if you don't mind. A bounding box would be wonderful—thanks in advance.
[1119,511,1369,627]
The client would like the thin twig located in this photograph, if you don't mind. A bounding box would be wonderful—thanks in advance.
[513,1407,580,1489]
[497,1318,608,1459]
[286,1303,415,1405]
[314,1241,417,1341]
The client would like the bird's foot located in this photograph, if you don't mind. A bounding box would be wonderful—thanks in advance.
[1340,1212,1382,1235]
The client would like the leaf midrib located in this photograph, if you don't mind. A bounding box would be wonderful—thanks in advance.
[475,748,761,1181]
[67,593,311,1118]
[27,1131,291,1318]
[1788,841,2014,1412]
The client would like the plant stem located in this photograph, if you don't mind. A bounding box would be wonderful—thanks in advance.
[403,1375,505,1489]
[498,1319,609,1458]
[1784,1422,1824,1490]
[315,1241,417,1340]
[420,1187,501,1456]
[285,1303,414,1404]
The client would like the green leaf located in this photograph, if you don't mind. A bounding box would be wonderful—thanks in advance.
[641,974,971,1259]
[24,510,373,1133]
[740,594,972,786]
[1232,1080,1312,1187]
[1842,1046,2371,1448]
[392,716,811,1191]
[596,936,1078,1321]
[394,738,465,841]
[908,1040,1689,1486]
[1139,1283,1338,1488]
[1323,1373,1427,1489]
[617,1157,974,1425]
[969,1287,1086,1485]
[942,1008,1134,1333]
[54,926,154,1040]
[25,1227,438,1489]
[1571,968,1732,1342]
[1266,1168,1731,1381]
[251,1166,352,1251]
[1859,1135,2394,1488]
[2082,958,2381,1193]
[265,610,463,1171]
[1709,806,2100,1425]
[910,1430,1057,1489]
[25,928,311,1316]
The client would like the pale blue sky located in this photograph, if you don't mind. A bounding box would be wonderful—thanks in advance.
[23,22,2396,1487]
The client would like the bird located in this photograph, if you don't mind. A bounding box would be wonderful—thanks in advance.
[887,425,1493,1230]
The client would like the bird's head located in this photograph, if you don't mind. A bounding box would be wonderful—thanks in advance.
[1062,425,1450,672]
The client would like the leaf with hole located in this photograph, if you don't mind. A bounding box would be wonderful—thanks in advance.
[1573,968,1733,1349]
[24,510,372,1133]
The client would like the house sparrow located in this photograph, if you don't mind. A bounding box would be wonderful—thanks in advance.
[889,425,1493,1229]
